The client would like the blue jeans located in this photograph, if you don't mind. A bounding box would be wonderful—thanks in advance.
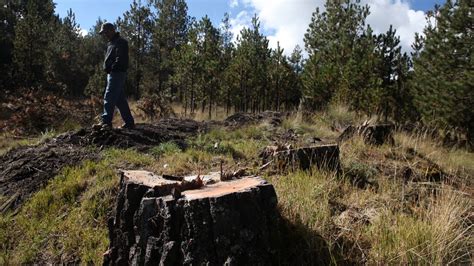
[102,72,134,125]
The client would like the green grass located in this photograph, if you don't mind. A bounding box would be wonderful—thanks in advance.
[0,135,37,156]
[150,141,182,158]
[0,129,59,156]
[0,149,154,264]
[396,132,474,178]
[268,171,340,234]
[267,167,472,264]
[265,123,472,264]
[367,189,472,264]
[188,127,270,160]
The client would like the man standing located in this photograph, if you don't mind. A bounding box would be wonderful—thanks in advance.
[96,22,135,129]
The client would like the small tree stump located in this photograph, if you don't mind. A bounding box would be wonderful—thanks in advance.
[338,124,395,145]
[105,171,279,265]
[261,144,341,172]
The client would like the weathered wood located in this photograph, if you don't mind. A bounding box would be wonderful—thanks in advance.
[261,144,341,172]
[105,171,279,265]
[338,124,395,145]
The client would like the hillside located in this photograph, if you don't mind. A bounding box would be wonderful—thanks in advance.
[1,108,472,264]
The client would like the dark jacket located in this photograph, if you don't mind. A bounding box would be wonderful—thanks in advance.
[103,33,129,73]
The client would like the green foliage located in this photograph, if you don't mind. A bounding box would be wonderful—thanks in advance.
[85,63,106,97]
[0,1,17,90]
[302,0,381,113]
[190,132,242,159]
[375,25,415,121]
[343,161,377,187]
[12,0,54,88]
[172,16,222,117]
[49,9,90,95]
[147,0,190,95]
[411,0,474,143]
[118,0,154,98]
[82,18,108,96]
[83,19,108,97]
[2,0,472,148]
[226,15,271,112]
[269,42,301,110]
[187,127,270,160]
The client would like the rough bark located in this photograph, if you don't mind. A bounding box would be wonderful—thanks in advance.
[338,124,395,145]
[260,144,341,172]
[105,171,279,265]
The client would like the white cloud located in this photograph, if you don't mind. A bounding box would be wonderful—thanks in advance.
[79,28,88,37]
[362,0,426,52]
[229,0,239,8]
[245,0,324,54]
[231,0,428,55]
[229,10,252,42]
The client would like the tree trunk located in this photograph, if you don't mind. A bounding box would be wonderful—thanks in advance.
[208,89,212,119]
[105,171,279,265]
[190,74,195,114]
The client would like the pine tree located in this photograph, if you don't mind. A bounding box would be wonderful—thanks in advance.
[289,45,304,75]
[268,43,301,110]
[220,13,235,114]
[302,0,377,112]
[375,25,413,121]
[48,9,88,95]
[149,0,189,96]
[0,1,18,91]
[171,19,201,114]
[288,45,305,109]
[411,0,474,144]
[119,0,153,99]
[232,15,270,112]
[196,16,221,118]
[349,25,381,115]
[13,0,55,88]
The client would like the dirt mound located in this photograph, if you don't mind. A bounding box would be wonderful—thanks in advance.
[0,119,206,212]
[0,143,97,212]
[56,119,204,151]
[224,111,285,127]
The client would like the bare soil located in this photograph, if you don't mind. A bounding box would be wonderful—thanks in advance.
[0,118,207,212]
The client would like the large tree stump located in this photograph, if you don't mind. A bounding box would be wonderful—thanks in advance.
[105,171,279,265]
[260,144,341,172]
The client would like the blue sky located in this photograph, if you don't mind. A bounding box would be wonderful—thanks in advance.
[54,0,444,31]
[54,0,241,31]
[54,0,446,53]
